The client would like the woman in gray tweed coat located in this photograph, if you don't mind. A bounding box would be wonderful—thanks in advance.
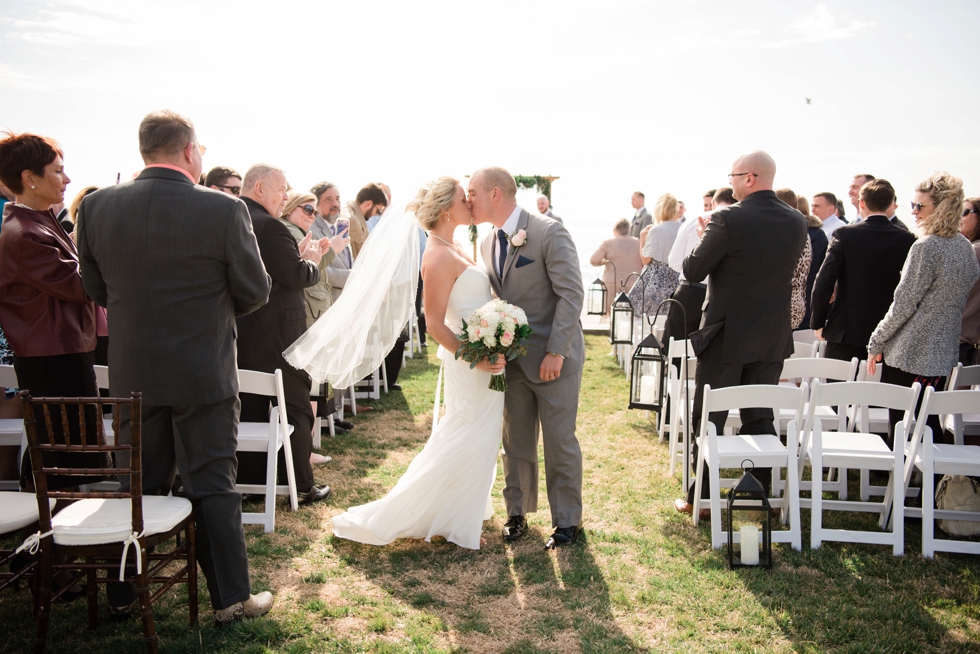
[868,172,980,444]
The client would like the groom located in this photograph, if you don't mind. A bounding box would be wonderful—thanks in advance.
[469,167,586,549]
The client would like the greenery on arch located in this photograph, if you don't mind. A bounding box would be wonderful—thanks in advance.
[513,175,552,200]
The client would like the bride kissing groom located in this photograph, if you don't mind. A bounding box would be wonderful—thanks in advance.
[285,167,585,551]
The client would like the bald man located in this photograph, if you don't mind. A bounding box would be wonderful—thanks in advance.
[675,151,807,518]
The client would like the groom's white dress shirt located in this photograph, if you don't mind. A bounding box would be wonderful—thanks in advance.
[495,206,523,277]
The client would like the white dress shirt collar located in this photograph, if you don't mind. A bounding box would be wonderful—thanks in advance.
[499,205,522,234]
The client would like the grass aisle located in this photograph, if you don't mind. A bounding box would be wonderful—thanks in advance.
[2,334,980,652]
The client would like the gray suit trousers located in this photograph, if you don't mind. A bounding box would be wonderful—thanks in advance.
[119,396,250,610]
[502,364,583,528]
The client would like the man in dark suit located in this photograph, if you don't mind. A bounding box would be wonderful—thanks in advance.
[810,179,916,364]
[77,110,274,622]
[236,164,332,506]
[674,151,807,515]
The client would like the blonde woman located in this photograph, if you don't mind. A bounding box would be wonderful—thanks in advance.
[868,172,980,442]
[627,193,681,316]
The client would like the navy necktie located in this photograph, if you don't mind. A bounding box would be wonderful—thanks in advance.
[497,229,509,277]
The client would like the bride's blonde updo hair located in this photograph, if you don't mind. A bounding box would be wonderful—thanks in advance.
[408,177,459,230]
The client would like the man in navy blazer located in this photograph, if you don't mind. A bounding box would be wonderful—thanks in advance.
[675,151,807,516]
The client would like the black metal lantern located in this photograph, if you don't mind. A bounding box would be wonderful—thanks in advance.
[609,292,634,345]
[587,278,607,316]
[727,462,773,569]
[628,332,667,413]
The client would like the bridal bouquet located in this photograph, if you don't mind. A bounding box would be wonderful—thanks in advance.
[456,299,533,392]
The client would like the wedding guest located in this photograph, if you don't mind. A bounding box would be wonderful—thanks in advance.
[959,196,980,365]
[867,172,979,445]
[343,183,386,260]
[77,110,273,621]
[848,174,875,223]
[629,193,681,315]
[628,191,651,238]
[236,164,332,505]
[664,187,735,345]
[204,166,242,196]
[813,192,845,237]
[675,151,806,517]
[775,188,812,329]
[0,131,109,491]
[836,198,848,224]
[811,179,915,366]
[536,194,562,223]
[68,186,108,363]
[702,189,717,213]
[279,191,349,463]
[793,193,828,328]
[589,218,642,315]
[68,185,98,225]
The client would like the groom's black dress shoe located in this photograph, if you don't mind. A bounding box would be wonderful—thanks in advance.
[502,515,527,542]
[544,526,581,550]
[298,485,332,505]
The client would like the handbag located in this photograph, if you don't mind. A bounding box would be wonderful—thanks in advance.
[935,474,980,536]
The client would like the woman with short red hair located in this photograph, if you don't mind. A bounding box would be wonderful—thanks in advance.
[0,132,107,488]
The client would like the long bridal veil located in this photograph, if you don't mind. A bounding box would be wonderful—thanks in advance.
[284,207,419,388]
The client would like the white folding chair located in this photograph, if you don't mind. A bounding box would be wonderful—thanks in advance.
[311,382,335,450]
[236,368,299,533]
[791,341,818,359]
[658,337,694,443]
[943,364,980,445]
[792,329,818,344]
[692,383,806,552]
[0,365,25,491]
[774,357,859,498]
[847,361,898,500]
[802,380,919,555]
[667,356,697,478]
[899,387,980,557]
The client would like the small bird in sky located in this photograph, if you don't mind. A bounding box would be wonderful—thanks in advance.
[805,97,812,104]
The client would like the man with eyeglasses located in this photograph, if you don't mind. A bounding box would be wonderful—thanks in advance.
[236,164,333,509]
[204,166,243,197]
[77,110,274,624]
[674,150,807,519]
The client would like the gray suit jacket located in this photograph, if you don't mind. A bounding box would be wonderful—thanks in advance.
[481,209,585,383]
[629,207,652,238]
[77,167,271,405]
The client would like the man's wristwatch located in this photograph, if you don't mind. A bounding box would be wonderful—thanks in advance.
[548,352,565,360]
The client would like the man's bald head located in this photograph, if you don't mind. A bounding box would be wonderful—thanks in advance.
[729,150,776,200]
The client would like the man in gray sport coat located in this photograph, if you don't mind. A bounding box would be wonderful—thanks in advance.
[471,167,586,549]
[77,110,273,622]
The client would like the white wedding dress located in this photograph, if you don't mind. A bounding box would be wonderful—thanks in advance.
[331,266,505,550]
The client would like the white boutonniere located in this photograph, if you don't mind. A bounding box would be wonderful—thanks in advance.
[509,229,528,249]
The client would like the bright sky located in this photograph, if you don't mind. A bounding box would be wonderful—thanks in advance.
[3,0,979,268]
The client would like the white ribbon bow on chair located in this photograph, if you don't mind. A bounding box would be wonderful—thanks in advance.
[15,530,54,555]
[119,530,146,582]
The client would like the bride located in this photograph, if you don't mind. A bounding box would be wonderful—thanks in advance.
[285,177,506,550]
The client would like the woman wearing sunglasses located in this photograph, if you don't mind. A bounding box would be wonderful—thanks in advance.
[280,192,349,328]
[958,197,980,365]
[867,173,980,443]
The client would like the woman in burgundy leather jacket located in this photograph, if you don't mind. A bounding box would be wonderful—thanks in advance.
[0,132,108,488]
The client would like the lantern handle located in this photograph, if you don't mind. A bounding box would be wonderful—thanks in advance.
[740,459,756,473]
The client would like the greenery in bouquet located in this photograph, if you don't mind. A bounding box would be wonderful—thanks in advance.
[455,299,534,392]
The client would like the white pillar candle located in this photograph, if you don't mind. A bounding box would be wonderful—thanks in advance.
[615,317,629,342]
[740,525,760,565]
[640,375,657,405]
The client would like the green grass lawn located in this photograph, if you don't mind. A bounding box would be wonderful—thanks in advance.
[2,334,980,653]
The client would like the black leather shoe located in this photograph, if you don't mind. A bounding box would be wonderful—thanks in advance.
[334,419,354,430]
[502,515,527,542]
[297,485,332,505]
[544,526,581,550]
[389,384,402,391]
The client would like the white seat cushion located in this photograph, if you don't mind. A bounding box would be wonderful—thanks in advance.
[51,496,192,546]
[0,493,53,534]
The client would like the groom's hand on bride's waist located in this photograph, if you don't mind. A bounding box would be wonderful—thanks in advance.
[539,352,564,382]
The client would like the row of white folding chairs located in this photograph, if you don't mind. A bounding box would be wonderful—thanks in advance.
[1,363,298,533]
